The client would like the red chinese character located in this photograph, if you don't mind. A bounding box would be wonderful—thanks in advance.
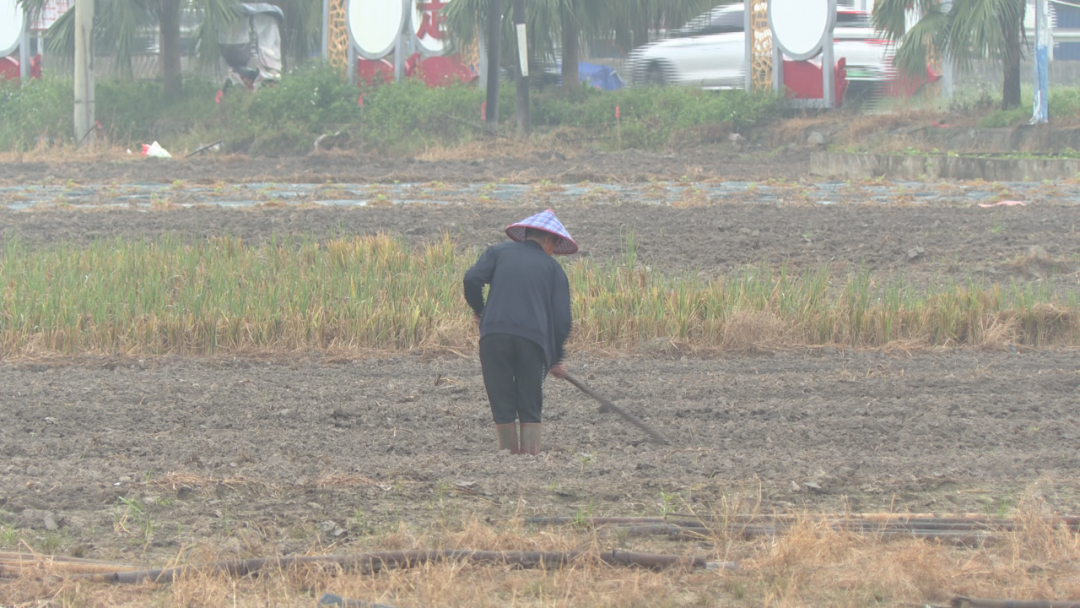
[417,1,447,40]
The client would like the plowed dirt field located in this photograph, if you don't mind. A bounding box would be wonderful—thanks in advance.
[2,153,1079,571]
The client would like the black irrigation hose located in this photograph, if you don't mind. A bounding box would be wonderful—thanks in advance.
[528,516,1080,530]
[950,597,1080,608]
[89,549,736,585]
[525,515,1080,545]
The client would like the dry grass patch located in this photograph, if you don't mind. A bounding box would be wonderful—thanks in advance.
[414,136,579,164]
[770,110,938,151]
[0,142,133,166]
[4,510,1080,607]
[1,235,1078,358]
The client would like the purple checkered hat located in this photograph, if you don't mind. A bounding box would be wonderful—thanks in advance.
[505,209,578,255]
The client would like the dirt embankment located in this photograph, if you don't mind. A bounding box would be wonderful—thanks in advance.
[0,145,810,186]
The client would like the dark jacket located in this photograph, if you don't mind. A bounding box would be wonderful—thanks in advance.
[463,240,572,367]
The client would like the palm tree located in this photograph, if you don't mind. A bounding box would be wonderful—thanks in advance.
[17,0,318,99]
[606,0,720,53]
[872,0,1026,110]
[445,0,718,92]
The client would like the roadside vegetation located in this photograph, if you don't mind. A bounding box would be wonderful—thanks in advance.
[0,67,779,156]
[976,85,1080,128]
[0,233,1075,358]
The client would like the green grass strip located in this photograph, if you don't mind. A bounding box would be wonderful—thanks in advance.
[0,234,1076,356]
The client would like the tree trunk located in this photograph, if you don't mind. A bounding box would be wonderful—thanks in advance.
[615,26,632,56]
[1000,0,1022,110]
[160,0,182,99]
[513,0,531,136]
[560,5,578,93]
[633,15,649,49]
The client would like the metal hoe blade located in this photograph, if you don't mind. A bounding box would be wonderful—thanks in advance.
[563,374,670,445]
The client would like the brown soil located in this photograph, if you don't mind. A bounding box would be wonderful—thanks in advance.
[0,145,809,186]
[3,194,1079,289]
[3,349,1080,565]
[2,155,1080,571]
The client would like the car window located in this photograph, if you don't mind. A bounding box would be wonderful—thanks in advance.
[836,12,872,28]
[711,10,745,33]
[675,7,744,37]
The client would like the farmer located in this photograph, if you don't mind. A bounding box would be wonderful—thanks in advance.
[463,209,577,456]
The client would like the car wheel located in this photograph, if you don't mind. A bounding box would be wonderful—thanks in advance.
[644,62,667,86]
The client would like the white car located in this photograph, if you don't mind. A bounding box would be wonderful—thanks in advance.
[627,3,895,89]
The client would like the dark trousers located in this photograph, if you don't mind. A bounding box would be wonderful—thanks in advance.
[479,333,546,425]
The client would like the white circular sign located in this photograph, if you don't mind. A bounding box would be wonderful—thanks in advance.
[0,0,25,58]
[768,0,836,61]
[410,0,450,55]
[348,0,406,60]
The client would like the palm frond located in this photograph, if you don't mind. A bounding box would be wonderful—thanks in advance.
[945,0,1012,67]
[892,5,947,77]
[42,3,76,59]
[189,0,241,69]
[270,0,320,65]
[15,0,51,25]
[872,0,914,43]
[96,0,155,77]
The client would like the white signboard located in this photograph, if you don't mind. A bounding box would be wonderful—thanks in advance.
[31,0,74,32]
[348,0,406,60]
[768,0,836,61]
[0,0,24,57]
[411,0,451,55]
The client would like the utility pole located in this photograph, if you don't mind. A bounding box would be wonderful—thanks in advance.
[74,0,95,146]
[513,0,529,136]
[485,0,502,135]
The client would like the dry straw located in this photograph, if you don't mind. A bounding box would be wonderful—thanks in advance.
[0,233,1076,357]
[4,505,1080,607]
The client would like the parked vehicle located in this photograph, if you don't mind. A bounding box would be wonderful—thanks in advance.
[218,3,283,90]
[627,3,898,90]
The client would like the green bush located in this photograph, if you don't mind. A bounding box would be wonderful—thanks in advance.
[356,77,510,154]
[2,66,781,155]
[97,78,219,143]
[0,76,72,149]
[977,85,1080,128]
[531,85,778,148]
[0,75,219,150]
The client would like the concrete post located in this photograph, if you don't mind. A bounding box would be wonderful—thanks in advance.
[772,44,782,95]
[822,36,835,108]
[321,0,330,62]
[1032,0,1049,123]
[74,0,95,145]
[347,43,357,85]
[392,0,409,81]
[744,2,752,92]
[513,0,530,135]
[19,12,29,82]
